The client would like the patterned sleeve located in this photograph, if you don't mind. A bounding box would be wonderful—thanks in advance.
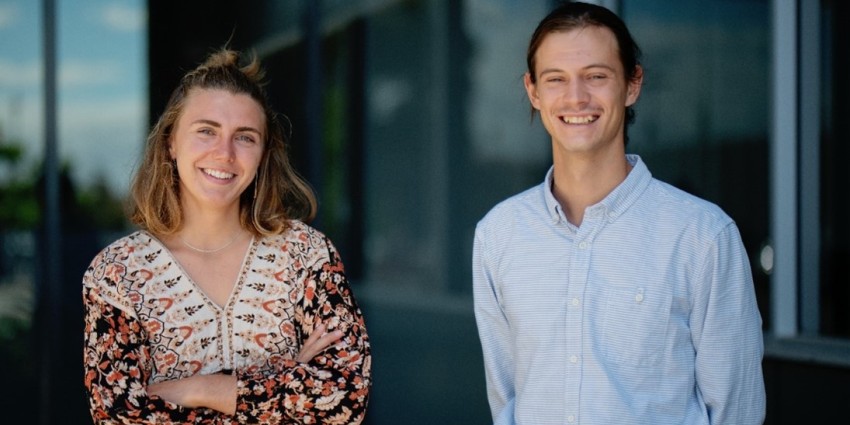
[83,249,229,425]
[234,235,372,424]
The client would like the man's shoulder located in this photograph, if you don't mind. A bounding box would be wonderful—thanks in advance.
[475,184,547,245]
[478,184,546,228]
[646,178,734,230]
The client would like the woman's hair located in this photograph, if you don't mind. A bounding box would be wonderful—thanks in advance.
[128,48,317,236]
[526,1,643,143]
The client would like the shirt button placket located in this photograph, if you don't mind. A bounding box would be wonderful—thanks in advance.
[566,212,604,425]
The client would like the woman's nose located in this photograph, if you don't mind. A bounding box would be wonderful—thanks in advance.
[213,137,235,162]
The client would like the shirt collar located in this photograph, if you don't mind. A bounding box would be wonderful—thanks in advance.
[543,166,564,223]
[542,154,653,224]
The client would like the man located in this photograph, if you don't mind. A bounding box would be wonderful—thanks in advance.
[472,2,765,424]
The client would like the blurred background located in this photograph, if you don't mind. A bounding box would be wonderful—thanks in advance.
[0,0,848,423]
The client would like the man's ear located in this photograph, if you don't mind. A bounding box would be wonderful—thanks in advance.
[626,65,643,107]
[523,72,541,110]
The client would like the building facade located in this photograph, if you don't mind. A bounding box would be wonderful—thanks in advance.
[0,0,846,423]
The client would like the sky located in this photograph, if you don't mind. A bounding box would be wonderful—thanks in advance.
[0,0,146,195]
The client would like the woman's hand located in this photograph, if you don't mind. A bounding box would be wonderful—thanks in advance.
[296,322,344,363]
[148,373,237,415]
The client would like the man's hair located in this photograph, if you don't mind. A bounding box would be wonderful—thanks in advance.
[526,1,643,144]
[128,48,317,236]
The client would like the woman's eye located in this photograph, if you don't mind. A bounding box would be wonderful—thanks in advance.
[236,134,256,144]
[198,128,215,136]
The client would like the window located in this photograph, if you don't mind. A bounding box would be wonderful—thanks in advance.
[0,1,147,422]
[817,0,849,338]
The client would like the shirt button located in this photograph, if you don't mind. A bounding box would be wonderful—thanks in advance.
[570,355,578,363]
[578,241,587,249]
[571,298,580,307]
[635,293,644,303]
[567,414,576,423]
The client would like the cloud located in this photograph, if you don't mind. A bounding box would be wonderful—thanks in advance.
[0,60,40,87]
[59,96,147,194]
[60,60,123,86]
[101,3,146,32]
[0,4,18,29]
[0,59,127,89]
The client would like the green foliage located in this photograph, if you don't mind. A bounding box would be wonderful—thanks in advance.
[0,131,40,229]
[0,144,23,162]
[0,179,40,228]
[1,125,128,231]
[76,174,129,230]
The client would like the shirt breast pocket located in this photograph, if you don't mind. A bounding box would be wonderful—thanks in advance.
[601,287,672,367]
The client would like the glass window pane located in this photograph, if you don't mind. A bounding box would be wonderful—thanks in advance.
[820,0,849,338]
[0,1,43,420]
[1,1,147,421]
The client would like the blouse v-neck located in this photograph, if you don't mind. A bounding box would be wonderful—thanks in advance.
[146,230,258,311]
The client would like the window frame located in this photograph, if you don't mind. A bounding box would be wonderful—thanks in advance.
[768,0,850,366]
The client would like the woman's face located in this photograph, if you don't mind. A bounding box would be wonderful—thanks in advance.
[169,88,266,215]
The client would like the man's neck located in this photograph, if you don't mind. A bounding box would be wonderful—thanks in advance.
[551,149,631,226]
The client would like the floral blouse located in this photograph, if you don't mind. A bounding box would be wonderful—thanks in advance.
[83,221,371,424]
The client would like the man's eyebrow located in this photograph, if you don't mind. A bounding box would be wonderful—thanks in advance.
[538,68,563,77]
[538,64,618,77]
[584,63,618,72]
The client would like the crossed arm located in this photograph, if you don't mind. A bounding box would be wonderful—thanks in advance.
[143,322,344,416]
[83,243,371,424]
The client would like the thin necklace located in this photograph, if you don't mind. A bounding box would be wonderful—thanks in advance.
[179,232,241,254]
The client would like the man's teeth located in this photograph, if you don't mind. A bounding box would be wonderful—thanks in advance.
[204,169,235,179]
[561,116,597,124]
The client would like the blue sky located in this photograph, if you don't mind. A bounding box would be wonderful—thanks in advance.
[0,0,146,195]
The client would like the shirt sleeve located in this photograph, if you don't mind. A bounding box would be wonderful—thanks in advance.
[690,223,766,425]
[472,227,516,424]
[233,236,371,424]
[83,259,227,425]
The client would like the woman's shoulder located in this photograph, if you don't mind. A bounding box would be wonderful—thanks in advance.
[97,230,161,257]
[259,220,337,259]
[263,220,327,244]
[83,230,161,316]
[85,230,167,277]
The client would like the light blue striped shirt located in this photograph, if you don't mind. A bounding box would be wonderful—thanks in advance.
[473,155,765,425]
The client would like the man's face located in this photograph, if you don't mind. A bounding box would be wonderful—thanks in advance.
[524,26,641,159]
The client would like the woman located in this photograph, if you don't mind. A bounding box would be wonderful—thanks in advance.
[83,49,371,424]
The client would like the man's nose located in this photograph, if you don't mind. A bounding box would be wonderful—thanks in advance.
[563,79,590,106]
